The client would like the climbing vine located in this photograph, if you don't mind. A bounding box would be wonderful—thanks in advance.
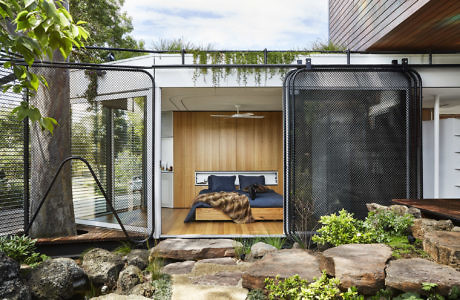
[190,50,313,86]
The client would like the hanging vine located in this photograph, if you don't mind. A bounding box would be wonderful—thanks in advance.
[190,50,313,86]
[83,70,99,111]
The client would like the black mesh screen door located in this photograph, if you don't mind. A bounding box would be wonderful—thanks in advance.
[283,67,422,236]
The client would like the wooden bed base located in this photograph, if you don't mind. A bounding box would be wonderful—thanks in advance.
[195,207,283,221]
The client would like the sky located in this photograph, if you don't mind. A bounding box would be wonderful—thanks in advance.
[122,0,329,50]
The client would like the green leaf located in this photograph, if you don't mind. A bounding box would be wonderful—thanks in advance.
[41,117,58,134]
[23,0,35,8]
[41,0,58,20]
[28,73,39,90]
[29,107,41,122]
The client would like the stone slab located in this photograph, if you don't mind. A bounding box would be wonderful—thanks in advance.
[320,244,392,295]
[242,249,321,290]
[423,231,460,270]
[385,258,460,296]
[150,239,241,260]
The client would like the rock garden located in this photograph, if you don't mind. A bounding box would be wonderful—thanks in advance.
[0,203,459,300]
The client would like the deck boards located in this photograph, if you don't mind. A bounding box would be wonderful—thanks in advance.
[161,208,283,235]
[393,199,460,222]
[36,224,144,245]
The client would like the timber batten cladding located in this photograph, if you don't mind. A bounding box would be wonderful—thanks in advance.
[329,0,460,51]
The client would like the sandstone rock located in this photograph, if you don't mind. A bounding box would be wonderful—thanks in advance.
[150,239,241,260]
[129,282,156,298]
[0,252,31,300]
[411,218,454,240]
[249,242,277,259]
[191,271,243,286]
[82,248,124,288]
[172,284,247,300]
[90,293,151,300]
[423,231,460,270]
[125,249,149,270]
[161,261,196,275]
[320,244,392,295]
[452,226,460,232]
[28,258,86,300]
[242,249,321,290]
[366,203,421,218]
[385,258,460,295]
[116,265,141,295]
[196,257,237,265]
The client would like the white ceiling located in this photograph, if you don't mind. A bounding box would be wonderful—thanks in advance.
[161,86,460,114]
[161,87,282,111]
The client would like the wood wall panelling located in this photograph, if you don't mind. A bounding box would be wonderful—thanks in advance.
[173,111,283,208]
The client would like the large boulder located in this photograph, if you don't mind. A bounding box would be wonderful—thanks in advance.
[125,249,149,270]
[191,271,243,286]
[249,242,277,259]
[90,293,151,300]
[116,265,141,295]
[242,249,321,290]
[423,231,460,270]
[28,258,87,300]
[0,252,31,300]
[320,244,392,295]
[411,218,454,240]
[161,261,195,275]
[150,239,242,260]
[385,258,460,296]
[82,248,124,288]
[129,282,156,298]
[366,203,421,218]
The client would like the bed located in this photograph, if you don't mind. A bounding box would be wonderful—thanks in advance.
[184,174,283,223]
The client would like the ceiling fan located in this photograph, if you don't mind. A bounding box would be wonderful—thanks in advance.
[211,105,264,119]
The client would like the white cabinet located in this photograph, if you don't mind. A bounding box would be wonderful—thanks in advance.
[423,118,460,198]
[161,172,174,208]
[161,111,174,207]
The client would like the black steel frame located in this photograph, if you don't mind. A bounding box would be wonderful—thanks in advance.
[1,46,459,239]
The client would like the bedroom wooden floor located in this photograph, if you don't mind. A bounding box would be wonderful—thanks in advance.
[161,208,283,235]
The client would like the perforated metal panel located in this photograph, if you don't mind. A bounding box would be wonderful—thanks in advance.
[283,67,422,237]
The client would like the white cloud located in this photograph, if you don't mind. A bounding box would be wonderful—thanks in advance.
[122,0,329,50]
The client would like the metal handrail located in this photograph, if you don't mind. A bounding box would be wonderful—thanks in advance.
[24,156,152,243]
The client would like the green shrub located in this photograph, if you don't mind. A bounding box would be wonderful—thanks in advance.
[113,241,132,255]
[146,250,164,281]
[262,236,286,250]
[246,289,267,300]
[363,209,414,243]
[264,272,363,300]
[388,236,428,259]
[0,235,48,266]
[151,274,172,300]
[312,209,374,247]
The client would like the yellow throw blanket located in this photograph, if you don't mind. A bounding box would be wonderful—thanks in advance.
[193,192,255,224]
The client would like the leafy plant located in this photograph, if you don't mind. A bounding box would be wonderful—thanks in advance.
[113,241,132,255]
[234,238,258,259]
[151,274,172,300]
[0,235,49,267]
[247,289,268,300]
[264,272,362,300]
[1,0,89,133]
[265,274,309,300]
[146,250,164,281]
[387,236,428,259]
[370,288,393,300]
[363,209,414,243]
[394,292,424,300]
[312,209,373,247]
[262,236,286,250]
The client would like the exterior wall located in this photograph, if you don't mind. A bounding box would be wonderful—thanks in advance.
[329,0,430,50]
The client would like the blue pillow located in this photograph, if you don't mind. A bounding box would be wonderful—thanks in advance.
[238,175,265,190]
[208,175,236,192]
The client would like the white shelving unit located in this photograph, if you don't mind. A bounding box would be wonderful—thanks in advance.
[161,112,174,208]
[423,118,460,198]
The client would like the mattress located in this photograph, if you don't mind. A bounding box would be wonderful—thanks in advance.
[184,189,283,223]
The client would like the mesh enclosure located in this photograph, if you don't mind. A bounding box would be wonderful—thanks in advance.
[0,67,25,236]
[283,68,422,236]
[0,64,154,238]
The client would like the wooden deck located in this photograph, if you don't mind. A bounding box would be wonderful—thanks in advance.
[393,199,460,223]
[161,208,283,235]
[35,224,145,245]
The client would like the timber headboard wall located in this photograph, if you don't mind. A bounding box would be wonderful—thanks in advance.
[173,111,283,208]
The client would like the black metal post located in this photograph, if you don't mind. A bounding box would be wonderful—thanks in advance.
[346,49,351,65]
[263,48,268,64]
[23,90,29,231]
[181,48,185,65]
